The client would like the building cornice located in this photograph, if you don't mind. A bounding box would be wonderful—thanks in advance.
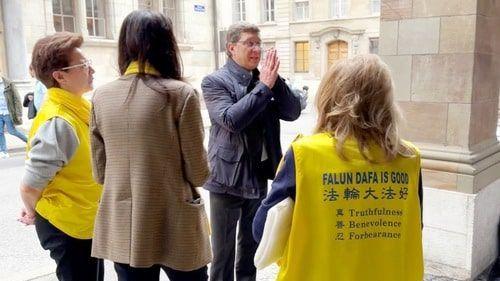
[310,26,365,38]
[82,38,194,51]
[289,15,379,25]
[83,38,117,47]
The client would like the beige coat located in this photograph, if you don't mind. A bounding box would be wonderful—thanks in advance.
[90,75,211,270]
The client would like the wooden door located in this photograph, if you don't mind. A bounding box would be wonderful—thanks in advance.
[328,41,348,68]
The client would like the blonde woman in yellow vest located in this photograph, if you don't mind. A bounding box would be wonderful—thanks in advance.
[253,54,424,281]
[18,33,103,281]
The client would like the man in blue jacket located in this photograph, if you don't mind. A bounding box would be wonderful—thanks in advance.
[202,22,301,281]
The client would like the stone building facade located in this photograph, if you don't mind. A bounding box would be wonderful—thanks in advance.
[0,0,381,93]
[215,0,381,91]
[0,0,216,91]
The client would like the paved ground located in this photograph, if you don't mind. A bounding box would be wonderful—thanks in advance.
[0,108,314,281]
[1,106,498,281]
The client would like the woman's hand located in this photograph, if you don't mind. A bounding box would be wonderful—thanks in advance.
[19,183,42,225]
[18,207,35,225]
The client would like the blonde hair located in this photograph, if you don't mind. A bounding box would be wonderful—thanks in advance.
[314,54,415,162]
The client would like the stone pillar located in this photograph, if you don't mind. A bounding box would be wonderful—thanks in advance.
[379,0,500,279]
[1,0,30,91]
[0,1,7,75]
[275,0,291,76]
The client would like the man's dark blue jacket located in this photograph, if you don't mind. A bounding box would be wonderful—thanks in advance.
[201,58,301,199]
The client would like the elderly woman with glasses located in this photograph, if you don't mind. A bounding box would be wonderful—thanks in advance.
[18,32,104,281]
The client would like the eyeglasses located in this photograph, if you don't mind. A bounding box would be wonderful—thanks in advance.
[237,41,262,49]
[60,59,92,71]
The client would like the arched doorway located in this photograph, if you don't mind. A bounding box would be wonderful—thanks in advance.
[327,40,348,68]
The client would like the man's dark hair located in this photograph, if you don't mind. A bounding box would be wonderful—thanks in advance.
[118,10,182,80]
[31,32,83,88]
[225,22,260,57]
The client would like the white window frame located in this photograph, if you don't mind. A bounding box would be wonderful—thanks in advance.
[294,0,309,21]
[370,0,380,15]
[85,0,106,38]
[52,0,76,32]
[233,0,246,22]
[163,0,176,20]
[295,41,310,73]
[52,0,113,39]
[162,0,186,42]
[331,0,349,19]
[262,0,275,22]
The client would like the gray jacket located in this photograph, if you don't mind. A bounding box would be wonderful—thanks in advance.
[2,77,23,125]
[202,58,301,199]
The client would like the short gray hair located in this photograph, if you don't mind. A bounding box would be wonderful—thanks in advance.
[225,22,260,57]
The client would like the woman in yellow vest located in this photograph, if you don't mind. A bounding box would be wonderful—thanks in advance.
[18,33,103,281]
[253,54,424,281]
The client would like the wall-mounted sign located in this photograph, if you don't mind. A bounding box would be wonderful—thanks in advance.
[194,4,205,12]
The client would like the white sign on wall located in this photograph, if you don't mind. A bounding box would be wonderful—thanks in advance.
[194,4,205,12]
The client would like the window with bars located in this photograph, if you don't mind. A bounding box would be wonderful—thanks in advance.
[331,0,349,18]
[52,0,76,32]
[162,0,186,42]
[295,41,309,73]
[294,1,309,21]
[262,0,275,22]
[86,0,106,37]
[233,0,246,22]
[163,0,176,22]
[370,0,380,15]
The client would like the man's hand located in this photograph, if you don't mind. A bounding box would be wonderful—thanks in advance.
[18,207,35,225]
[260,48,280,89]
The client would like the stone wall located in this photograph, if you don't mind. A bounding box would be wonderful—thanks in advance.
[1,0,215,92]
[379,0,500,279]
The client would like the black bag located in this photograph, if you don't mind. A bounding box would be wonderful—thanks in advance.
[23,92,37,119]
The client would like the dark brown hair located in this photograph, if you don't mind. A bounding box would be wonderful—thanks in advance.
[225,22,260,57]
[31,32,83,88]
[118,10,182,80]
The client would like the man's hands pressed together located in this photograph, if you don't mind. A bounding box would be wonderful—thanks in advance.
[260,48,280,90]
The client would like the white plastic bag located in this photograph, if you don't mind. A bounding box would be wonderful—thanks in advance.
[254,197,294,269]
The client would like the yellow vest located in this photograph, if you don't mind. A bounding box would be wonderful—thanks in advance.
[277,133,423,281]
[28,88,102,239]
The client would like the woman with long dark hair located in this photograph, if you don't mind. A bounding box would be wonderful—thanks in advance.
[90,10,210,281]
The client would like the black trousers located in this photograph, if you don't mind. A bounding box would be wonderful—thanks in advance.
[34,213,104,281]
[114,262,208,281]
[209,191,266,281]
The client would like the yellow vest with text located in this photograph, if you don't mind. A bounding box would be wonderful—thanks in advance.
[28,88,102,239]
[277,133,423,281]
